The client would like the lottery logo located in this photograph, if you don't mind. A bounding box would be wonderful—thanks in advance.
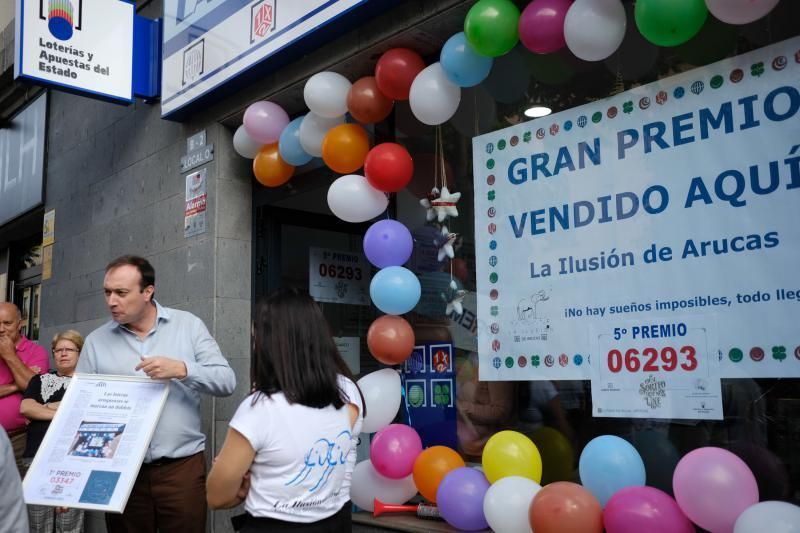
[573,354,584,366]
[490,289,499,300]
[486,143,494,154]
[518,356,527,368]
[750,347,765,362]
[487,175,495,186]
[710,75,724,89]
[488,223,497,235]
[489,240,497,250]
[505,357,514,369]
[549,123,559,136]
[489,273,499,284]
[536,128,545,140]
[493,357,502,369]
[489,256,498,267]
[729,348,744,363]
[487,159,495,170]
[690,81,704,95]
[558,354,569,367]
[523,131,532,142]
[490,306,499,316]
[544,355,555,367]
[638,97,651,110]
[674,87,685,99]
[607,106,618,119]
[510,136,519,146]
[592,111,602,123]
[488,190,496,201]
[772,56,787,71]
[531,355,540,367]
[564,120,573,131]
[487,207,496,218]
[490,323,500,334]
[656,90,668,105]
[492,339,501,352]
[432,349,451,372]
[577,115,587,128]
[498,139,507,150]
[730,68,744,83]
[794,346,800,361]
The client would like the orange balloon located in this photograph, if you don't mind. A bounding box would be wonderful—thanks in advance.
[529,482,603,533]
[412,446,465,502]
[347,76,394,124]
[367,315,414,365]
[321,123,370,174]
[253,144,294,187]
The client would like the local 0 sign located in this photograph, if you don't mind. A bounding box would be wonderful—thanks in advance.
[15,0,134,103]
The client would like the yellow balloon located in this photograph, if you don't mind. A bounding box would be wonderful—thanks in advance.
[531,427,574,484]
[482,430,542,483]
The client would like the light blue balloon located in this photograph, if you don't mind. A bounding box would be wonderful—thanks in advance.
[440,32,493,87]
[370,266,421,315]
[278,116,313,166]
[579,435,646,507]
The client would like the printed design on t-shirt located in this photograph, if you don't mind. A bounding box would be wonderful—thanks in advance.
[285,430,352,493]
[40,373,71,402]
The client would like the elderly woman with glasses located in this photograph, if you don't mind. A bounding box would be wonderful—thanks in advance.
[20,330,85,533]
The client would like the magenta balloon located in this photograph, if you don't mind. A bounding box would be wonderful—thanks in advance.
[437,467,490,531]
[370,424,422,479]
[519,0,573,54]
[243,101,290,144]
[603,486,694,533]
[363,220,413,268]
[673,447,759,533]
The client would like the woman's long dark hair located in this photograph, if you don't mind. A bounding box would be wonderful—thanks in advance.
[251,287,364,412]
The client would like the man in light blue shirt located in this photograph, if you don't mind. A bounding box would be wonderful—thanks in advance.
[77,255,236,533]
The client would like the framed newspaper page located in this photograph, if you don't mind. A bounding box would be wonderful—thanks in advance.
[23,374,169,512]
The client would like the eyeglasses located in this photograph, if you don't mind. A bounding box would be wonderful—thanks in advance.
[53,348,79,354]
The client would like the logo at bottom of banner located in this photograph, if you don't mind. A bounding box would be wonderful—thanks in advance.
[589,316,723,420]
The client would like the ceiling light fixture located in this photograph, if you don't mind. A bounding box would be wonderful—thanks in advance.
[524,105,552,118]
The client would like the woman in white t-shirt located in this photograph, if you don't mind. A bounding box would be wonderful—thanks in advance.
[207,288,364,532]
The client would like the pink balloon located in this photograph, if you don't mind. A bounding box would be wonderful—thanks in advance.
[519,0,573,54]
[243,101,289,144]
[370,424,423,480]
[603,486,694,533]
[673,447,759,533]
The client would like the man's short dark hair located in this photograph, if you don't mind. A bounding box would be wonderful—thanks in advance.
[106,255,155,293]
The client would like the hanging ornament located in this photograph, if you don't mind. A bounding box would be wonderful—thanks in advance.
[436,226,458,262]
[420,186,461,222]
[441,286,468,316]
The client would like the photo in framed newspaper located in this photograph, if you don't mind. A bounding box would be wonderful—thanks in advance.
[23,374,169,512]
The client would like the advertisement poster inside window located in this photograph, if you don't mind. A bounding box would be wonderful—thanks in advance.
[472,37,800,384]
[309,247,370,305]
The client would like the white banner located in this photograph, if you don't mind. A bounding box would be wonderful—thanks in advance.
[23,375,168,512]
[472,37,800,381]
[15,0,133,102]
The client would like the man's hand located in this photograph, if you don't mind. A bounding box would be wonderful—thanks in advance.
[135,356,187,380]
[0,336,17,362]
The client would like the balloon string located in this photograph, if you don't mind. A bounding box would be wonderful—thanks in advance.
[473,89,479,137]
[433,126,441,191]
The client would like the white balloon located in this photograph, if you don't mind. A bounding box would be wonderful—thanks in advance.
[327,174,388,223]
[483,476,541,533]
[734,501,800,533]
[409,62,461,126]
[350,460,418,512]
[357,369,402,434]
[705,0,780,25]
[298,112,344,157]
[232,124,263,159]
[565,0,626,62]
[304,71,352,118]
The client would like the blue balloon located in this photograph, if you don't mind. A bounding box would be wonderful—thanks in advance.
[579,435,646,507]
[440,32,493,87]
[370,266,421,315]
[278,116,313,166]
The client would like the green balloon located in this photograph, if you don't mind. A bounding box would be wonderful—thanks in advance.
[464,0,520,58]
[635,0,708,47]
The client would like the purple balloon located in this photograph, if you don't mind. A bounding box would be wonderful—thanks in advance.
[603,486,694,533]
[519,0,572,54]
[437,467,490,531]
[363,220,413,268]
[243,101,289,144]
